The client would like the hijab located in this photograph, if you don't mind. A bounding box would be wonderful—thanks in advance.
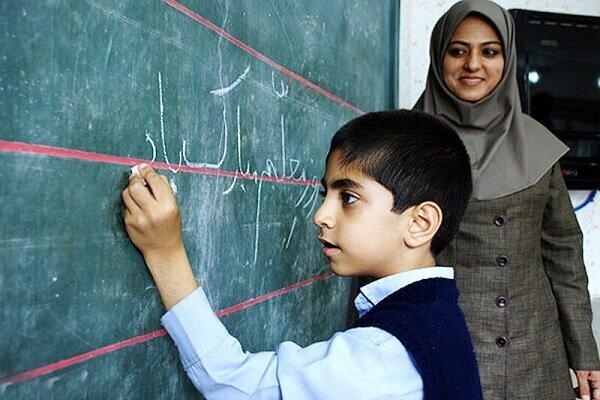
[414,0,568,200]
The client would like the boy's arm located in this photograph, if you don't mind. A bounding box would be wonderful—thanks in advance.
[120,165,415,400]
[122,164,198,310]
[122,165,282,398]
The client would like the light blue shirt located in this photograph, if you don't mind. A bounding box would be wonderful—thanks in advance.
[161,267,453,399]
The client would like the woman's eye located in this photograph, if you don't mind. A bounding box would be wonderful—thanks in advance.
[483,47,501,57]
[341,192,358,205]
[447,47,466,57]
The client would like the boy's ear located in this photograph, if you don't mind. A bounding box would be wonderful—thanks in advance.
[404,201,442,249]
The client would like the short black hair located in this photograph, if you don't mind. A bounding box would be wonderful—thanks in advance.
[327,109,472,255]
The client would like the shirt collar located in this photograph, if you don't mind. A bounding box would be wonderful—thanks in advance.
[354,266,454,318]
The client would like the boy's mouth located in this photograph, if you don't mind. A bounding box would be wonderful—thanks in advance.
[318,237,341,257]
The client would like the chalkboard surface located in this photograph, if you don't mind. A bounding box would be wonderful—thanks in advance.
[0,0,398,398]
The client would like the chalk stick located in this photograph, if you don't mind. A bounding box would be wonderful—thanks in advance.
[130,164,147,185]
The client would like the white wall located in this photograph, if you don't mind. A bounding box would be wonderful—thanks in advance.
[397,0,600,341]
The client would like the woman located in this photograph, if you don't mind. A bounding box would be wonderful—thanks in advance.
[414,1,600,399]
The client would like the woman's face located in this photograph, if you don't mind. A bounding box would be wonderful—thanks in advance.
[442,15,505,102]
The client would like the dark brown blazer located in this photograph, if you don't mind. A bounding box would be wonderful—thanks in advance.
[438,163,600,400]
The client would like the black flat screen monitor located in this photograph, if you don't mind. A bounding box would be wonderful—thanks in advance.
[511,9,600,189]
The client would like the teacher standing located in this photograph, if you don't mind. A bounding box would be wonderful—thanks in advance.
[414,1,600,399]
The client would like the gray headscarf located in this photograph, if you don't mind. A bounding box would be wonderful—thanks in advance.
[414,0,568,200]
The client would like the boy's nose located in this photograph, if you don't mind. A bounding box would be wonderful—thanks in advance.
[313,202,334,229]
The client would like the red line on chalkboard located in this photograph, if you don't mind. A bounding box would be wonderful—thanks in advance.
[216,271,334,317]
[0,330,169,386]
[161,0,365,115]
[0,139,320,187]
[0,272,334,386]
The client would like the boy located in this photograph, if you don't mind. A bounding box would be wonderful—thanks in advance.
[122,109,482,399]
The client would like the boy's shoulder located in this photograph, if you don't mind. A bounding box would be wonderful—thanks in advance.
[354,277,461,328]
[352,277,483,400]
[344,324,400,347]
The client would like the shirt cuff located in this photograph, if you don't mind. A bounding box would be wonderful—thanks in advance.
[161,287,230,369]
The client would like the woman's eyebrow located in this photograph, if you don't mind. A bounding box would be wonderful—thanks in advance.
[447,39,502,46]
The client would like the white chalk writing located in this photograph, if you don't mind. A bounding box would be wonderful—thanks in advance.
[145,67,322,266]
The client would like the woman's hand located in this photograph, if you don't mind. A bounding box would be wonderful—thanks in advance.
[575,370,600,400]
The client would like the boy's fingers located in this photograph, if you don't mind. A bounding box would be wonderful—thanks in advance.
[158,175,177,202]
[139,165,163,189]
[140,165,175,203]
[128,174,156,207]
[122,187,141,213]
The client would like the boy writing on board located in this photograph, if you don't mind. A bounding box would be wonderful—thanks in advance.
[122,109,482,399]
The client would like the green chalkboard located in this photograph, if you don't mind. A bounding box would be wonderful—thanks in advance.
[0,0,398,398]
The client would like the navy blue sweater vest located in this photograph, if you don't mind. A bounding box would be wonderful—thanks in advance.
[352,278,483,400]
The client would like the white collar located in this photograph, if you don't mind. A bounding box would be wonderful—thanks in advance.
[354,267,454,318]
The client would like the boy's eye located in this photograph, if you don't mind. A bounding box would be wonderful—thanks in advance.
[341,192,358,205]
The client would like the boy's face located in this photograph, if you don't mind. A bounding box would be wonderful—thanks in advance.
[313,150,412,279]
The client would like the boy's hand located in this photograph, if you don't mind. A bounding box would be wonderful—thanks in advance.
[122,164,182,260]
[122,164,198,310]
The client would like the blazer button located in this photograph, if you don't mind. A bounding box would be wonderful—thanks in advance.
[497,255,508,267]
[496,296,508,308]
[494,216,505,226]
[496,336,508,347]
